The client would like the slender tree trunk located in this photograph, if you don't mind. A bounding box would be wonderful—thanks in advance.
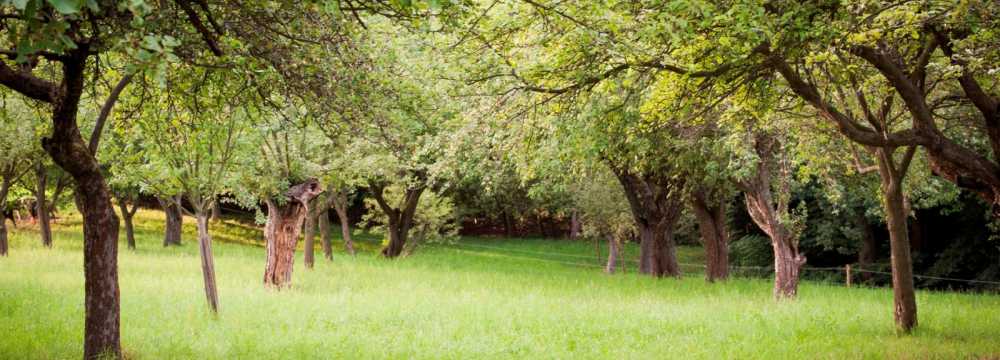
[0,179,11,257]
[264,180,322,288]
[302,201,318,269]
[569,210,581,239]
[319,207,333,260]
[605,234,620,274]
[211,198,221,222]
[36,163,52,248]
[333,197,355,256]
[195,211,219,312]
[118,201,136,250]
[691,190,729,282]
[160,196,183,247]
[501,211,514,237]
[876,147,918,333]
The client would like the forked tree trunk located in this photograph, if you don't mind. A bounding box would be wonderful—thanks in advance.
[605,234,620,274]
[614,168,684,277]
[160,196,183,247]
[264,180,322,288]
[302,199,319,269]
[736,133,804,299]
[318,208,333,260]
[371,184,423,258]
[875,146,918,333]
[332,192,356,255]
[195,211,219,312]
[691,189,730,282]
[36,163,52,248]
[118,200,138,250]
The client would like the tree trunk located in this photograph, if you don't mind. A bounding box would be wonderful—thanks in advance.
[736,133,805,299]
[195,211,219,312]
[371,184,423,258]
[605,234,619,274]
[332,194,355,255]
[211,198,221,222]
[319,207,333,260]
[36,162,52,248]
[118,201,136,250]
[876,147,918,333]
[264,180,322,288]
[160,196,183,247]
[569,210,581,239]
[614,168,684,277]
[691,189,730,282]
[501,211,514,237]
[908,214,924,253]
[36,51,122,359]
[302,200,318,269]
[0,178,11,257]
[856,212,876,281]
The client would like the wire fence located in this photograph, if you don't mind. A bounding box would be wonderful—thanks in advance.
[442,242,1000,289]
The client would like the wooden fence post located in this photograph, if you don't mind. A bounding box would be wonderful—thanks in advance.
[846,264,852,287]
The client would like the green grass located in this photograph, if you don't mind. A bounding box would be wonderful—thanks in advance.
[2,209,999,359]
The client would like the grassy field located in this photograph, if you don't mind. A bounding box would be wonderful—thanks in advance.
[2,209,1000,359]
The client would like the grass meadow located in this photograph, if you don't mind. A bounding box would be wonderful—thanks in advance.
[1,209,999,359]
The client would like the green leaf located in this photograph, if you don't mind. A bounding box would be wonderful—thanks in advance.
[47,0,82,14]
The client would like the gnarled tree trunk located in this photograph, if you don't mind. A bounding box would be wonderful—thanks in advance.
[371,184,423,258]
[160,196,183,247]
[613,168,684,277]
[331,189,355,256]
[36,162,52,248]
[736,133,804,299]
[264,180,322,288]
[691,188,729,282]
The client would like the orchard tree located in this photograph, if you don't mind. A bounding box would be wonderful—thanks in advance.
[0,95,37,256]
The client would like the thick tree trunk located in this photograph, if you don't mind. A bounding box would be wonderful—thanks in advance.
[605,234,619,274]
[264,180,322,288]
[195,211,219,312]
[36,163,52,248]
[319,208,333,260]
[876,147,918,333]
[37,51,121,359]
[302,201,318,269]
[118,201,136,250]
[614,168,684,278]
[691,190,729,282]
[160,196,183,247]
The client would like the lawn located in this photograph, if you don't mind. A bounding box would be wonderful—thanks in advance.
[1,209,999,359]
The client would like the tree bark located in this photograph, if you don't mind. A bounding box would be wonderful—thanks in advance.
[264,180,322,288]
[331,190,356,256]
[195,211,219,312]
[160,196,183,247]
[36,162,52,248]
[875,146,918,333]
[735,133,804,299]
[371,184,423,258]
[613,168,684,277]
[691,189,729,282]
[856,212,877,281]
[605,234,620,274]
[302,199,318,269]
[0,175,13,257]
[211,198,222,222]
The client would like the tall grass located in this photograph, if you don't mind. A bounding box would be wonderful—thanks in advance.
[1,209,998,359]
